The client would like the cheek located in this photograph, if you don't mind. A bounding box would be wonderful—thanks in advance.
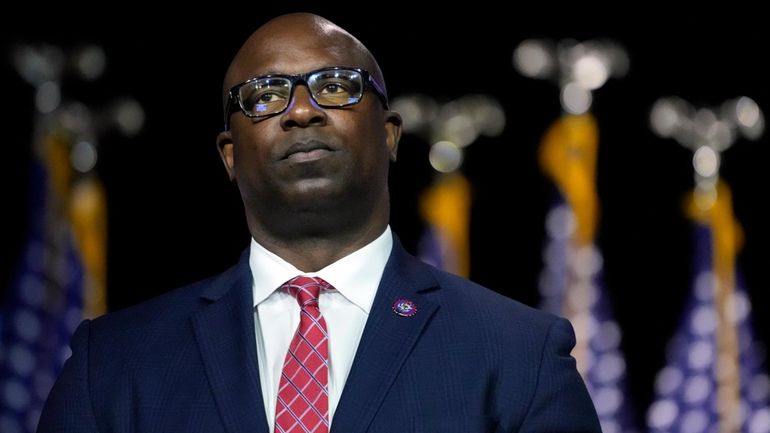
[342,108,380,141]
[230,132,274,185]
[353,119,391,164]
[232,126,273,161]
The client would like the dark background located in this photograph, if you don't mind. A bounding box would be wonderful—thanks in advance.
[3,5,768,424]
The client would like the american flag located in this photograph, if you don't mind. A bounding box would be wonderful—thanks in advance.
[0,116,107,433]
[538,113,641,433]
[646,185,770,433]
[417,172,471,278]
[540,197,641,433]
[0,158,85,433]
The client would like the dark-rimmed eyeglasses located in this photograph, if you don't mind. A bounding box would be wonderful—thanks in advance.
[223,66,389,130]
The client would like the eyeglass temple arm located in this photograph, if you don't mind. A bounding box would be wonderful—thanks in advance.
[368,76,389,109]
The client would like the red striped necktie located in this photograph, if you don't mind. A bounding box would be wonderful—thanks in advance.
[274,276,331,433]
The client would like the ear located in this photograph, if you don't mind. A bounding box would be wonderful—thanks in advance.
[384,110,402,162]
[216,130,236,181]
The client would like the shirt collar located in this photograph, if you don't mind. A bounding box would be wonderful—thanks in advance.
[249,226,393,313]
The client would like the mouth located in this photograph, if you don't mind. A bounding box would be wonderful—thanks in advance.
[282,140,335,163]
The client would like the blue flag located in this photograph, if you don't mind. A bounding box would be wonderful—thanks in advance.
[540,196,641,433]
[538,113,641,432]
[417,172,471,278]
[0,152,87,432]
[647,185,770,433]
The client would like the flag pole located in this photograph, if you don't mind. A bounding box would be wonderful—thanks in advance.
[515,38,640,433]
[0,43,144,433]
[650,95,765,433]
[390,93,505,278]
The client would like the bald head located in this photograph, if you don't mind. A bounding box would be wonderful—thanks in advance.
[222,13,387,108]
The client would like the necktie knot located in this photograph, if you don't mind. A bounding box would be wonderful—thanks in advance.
[281,276,330,308]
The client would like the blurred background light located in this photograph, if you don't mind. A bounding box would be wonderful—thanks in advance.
[561,82,592,114]
[512,39,554,79]
[428,140,463,173]
[71,45,106,81]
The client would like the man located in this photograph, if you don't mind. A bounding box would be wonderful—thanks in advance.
[37,13,601,433]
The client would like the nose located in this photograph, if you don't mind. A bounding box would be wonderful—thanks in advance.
[279,85,327,129]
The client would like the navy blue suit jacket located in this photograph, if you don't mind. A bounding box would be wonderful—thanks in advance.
[38,238,601,432]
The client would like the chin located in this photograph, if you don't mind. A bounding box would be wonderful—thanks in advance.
[291,178,338,196]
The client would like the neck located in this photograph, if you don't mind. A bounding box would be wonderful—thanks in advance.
[248,203,389,272]
[252,222,388,272]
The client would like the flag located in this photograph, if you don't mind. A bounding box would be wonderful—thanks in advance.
[417,172,471,278]
[538,113,640,433]
[646,181,770,433]
[0,119,107,433]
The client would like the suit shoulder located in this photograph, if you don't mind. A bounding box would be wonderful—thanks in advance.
[414,264,579,384]
[426,266,562,333]
[89,259,246,336]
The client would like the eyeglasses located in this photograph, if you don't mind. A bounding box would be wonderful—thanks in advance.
[224,66,389,130]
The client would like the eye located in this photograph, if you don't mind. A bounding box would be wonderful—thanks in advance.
[242,91,284,111]
[309,72,363,105]
[319,82,349,95]
[255,92,283,104]
[240,84,290,114]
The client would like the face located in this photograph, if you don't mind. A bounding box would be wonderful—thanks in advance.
[217,22,401,230]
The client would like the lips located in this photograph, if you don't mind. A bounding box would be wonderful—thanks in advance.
[282,140,334,161]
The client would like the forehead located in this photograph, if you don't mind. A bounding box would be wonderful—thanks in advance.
[231,31,368,83]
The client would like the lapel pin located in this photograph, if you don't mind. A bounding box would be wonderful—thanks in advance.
[392,298,417,317]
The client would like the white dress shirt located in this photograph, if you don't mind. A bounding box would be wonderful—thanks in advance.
[249,226,393,433]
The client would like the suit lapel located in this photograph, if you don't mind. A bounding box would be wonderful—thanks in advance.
[331,239,439,433]
[192,254,269,433]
